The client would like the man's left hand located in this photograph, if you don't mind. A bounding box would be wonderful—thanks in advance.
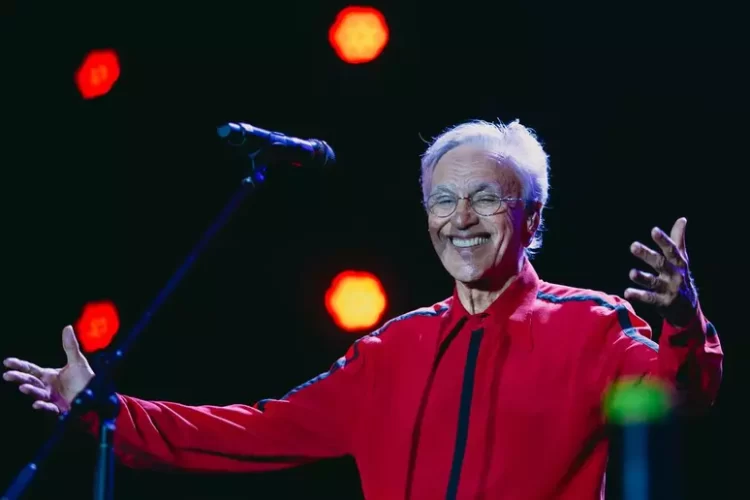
[625,217,699,326]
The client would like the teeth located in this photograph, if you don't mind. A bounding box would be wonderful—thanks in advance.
[451,236,489,248]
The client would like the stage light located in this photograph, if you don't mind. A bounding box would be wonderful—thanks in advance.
[325,270,387,332]
[75,49,120,100]
[75,300,120,353]
[329,6,389,64]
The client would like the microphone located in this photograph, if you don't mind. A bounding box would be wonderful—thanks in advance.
[217,122,336,167]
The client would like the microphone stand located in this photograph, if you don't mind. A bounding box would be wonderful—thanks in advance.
[1,138,271,500]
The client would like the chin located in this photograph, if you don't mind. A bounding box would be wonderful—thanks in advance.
[448,263,488,285]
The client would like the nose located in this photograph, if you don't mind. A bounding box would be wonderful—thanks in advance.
[453,197,478,229]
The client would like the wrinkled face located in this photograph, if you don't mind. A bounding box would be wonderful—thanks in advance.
[426,145,533,286]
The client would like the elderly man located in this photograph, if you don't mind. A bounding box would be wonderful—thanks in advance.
[3,120,723,499]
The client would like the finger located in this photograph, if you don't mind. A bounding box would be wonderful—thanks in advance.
[2,370,45,389]
[19,384,50,401]
[3,357,27,370]
[651,226,686,268]
[2,358,44,378]
[670,217,688,254]
[624,288,668,307]
[629,269,665,291]
[630,241,666,272]
[32,400,60,414]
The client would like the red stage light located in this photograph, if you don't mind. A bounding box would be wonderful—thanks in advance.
[75,300,120,352]
[75,49,120,100]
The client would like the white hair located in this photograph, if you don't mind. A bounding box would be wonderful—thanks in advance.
[420,119,550,257]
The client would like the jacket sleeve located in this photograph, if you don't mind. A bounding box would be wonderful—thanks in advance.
[605,298,723,413]
[80,335,380,472]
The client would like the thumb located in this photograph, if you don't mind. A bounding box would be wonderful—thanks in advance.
[62,325,84,363]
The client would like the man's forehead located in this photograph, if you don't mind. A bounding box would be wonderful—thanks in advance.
[431,161,520,191]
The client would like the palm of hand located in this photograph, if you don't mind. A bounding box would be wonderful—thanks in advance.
[45,365,86,413]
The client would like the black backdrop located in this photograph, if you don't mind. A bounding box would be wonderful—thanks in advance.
[1,1,745,498]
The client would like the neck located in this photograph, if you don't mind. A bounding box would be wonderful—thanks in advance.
[456,256,525,314]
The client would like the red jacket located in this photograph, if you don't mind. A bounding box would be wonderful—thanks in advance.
[86,260,723,499]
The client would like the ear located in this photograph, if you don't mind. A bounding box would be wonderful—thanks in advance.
[524,202,542,246]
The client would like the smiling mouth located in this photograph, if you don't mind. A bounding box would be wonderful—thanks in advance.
[450,235,490,248]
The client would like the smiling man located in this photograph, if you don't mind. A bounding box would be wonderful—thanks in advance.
[4,120,723,499]
[423,135,545,307]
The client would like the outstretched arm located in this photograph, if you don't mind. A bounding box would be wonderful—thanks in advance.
[80,335,380,472]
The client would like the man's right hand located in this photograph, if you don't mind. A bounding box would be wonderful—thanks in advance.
[3,325,95,414]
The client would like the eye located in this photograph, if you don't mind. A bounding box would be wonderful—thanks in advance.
[429,195,455,205]
[472,193,501,203]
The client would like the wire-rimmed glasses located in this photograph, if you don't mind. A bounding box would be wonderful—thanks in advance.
[425,192,523,218]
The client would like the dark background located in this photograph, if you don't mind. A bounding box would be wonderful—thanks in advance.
[1,1,745,498]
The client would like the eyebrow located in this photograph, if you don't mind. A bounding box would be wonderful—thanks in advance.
[430,182,503,195]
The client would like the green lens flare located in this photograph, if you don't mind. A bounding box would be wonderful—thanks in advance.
[603,377,672,424]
